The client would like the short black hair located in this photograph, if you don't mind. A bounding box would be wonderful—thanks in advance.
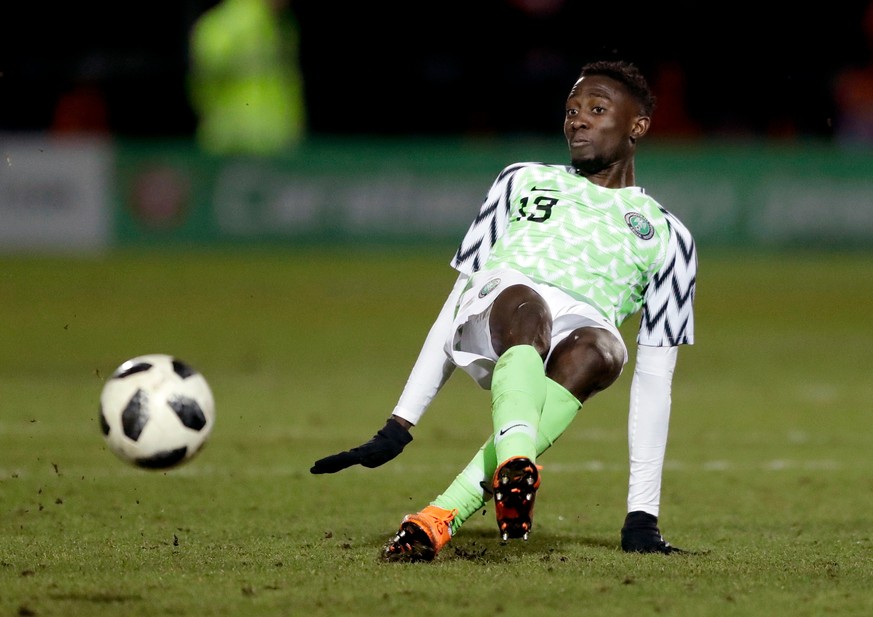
[579,60,656,117]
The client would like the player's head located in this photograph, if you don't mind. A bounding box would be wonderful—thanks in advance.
[564,60,655,176]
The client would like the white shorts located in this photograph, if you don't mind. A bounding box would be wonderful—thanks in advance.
[446,268,628,389]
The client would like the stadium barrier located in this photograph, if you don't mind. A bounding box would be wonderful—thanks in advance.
[2,136,872,251]
[0,136,111,252]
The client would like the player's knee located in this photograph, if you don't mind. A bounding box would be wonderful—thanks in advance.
[547,328,624,398]
[490,285,552,356]
[586,329,625,378]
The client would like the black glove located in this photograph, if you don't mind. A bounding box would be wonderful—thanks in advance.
[310,417,413,474]
[621,511,687,554]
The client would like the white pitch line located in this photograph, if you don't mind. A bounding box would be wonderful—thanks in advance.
[0,458,854,480]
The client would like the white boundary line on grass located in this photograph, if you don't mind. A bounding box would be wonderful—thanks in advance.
[0,458,850,479]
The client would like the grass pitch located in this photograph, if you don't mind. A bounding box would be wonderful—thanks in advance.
[1,246,872,617]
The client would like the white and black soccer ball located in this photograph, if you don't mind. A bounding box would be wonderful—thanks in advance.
[99,354,215,470]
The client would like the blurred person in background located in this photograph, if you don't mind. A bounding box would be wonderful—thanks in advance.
[51,80,110,136]
[188,0,306,155]
[832,0,873,146]
[310,60,697,561]
[51,55,110,135]
[645,60,701,139]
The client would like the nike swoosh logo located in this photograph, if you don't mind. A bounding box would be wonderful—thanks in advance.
[531,186,560,191]
[498,423,525,436]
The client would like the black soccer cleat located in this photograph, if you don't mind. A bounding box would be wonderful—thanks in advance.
[492,457,541,541]
[621,510,686,554]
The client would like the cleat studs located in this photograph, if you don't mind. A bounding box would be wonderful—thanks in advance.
[502,532,509,541]
[523,532,529,540]
[495,491,503,501]
[526,476,535,485]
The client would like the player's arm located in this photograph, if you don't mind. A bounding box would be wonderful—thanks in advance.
[623,211,696,548]
[309,273,467,474]
[626,343,678,516]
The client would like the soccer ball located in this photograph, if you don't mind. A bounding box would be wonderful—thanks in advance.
[99,354,215,470]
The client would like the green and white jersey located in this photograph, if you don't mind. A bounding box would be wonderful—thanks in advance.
[451,163,696,346]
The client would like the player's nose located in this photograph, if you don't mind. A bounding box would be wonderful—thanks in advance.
[568,115,588,130]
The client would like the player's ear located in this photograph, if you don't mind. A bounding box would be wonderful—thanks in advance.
[630,115,650,143]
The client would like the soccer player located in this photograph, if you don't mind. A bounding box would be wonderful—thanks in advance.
[310,60,697,561]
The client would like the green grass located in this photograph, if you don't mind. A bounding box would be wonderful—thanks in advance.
[1,246,872,617]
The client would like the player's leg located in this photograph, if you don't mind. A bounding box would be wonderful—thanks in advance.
[486,284,553,539]
[432,327,623,534]
[488,319,627,540]
[488,284,551,463]
[430,377,581,531]
[384,281,553,558]
[383,276,601,558]
[384,324,624,559]
[383,377,580,561]
[545,326,626,401]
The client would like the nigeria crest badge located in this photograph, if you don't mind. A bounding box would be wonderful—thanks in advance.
[624,212,654,240]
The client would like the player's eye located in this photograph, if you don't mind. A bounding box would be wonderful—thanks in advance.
[566,108,578,118]
[591,105,606,114]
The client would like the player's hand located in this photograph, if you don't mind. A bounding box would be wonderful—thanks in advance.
[310,417,413,474]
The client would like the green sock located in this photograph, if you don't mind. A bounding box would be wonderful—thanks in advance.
[433,378,581,533]
[535,378,582,452]
[491,345,546,464]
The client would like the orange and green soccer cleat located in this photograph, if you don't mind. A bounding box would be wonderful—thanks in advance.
[492,456,541,541]
[382,505,457,562]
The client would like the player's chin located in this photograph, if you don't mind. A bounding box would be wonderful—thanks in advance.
[570,155,608,176]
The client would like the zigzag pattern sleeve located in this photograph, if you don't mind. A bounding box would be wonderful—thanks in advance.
[449,163,527,274]
[637,209,697,346]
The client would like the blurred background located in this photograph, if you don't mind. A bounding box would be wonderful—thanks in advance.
[2,0,873,252]
[4,0,873,140]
